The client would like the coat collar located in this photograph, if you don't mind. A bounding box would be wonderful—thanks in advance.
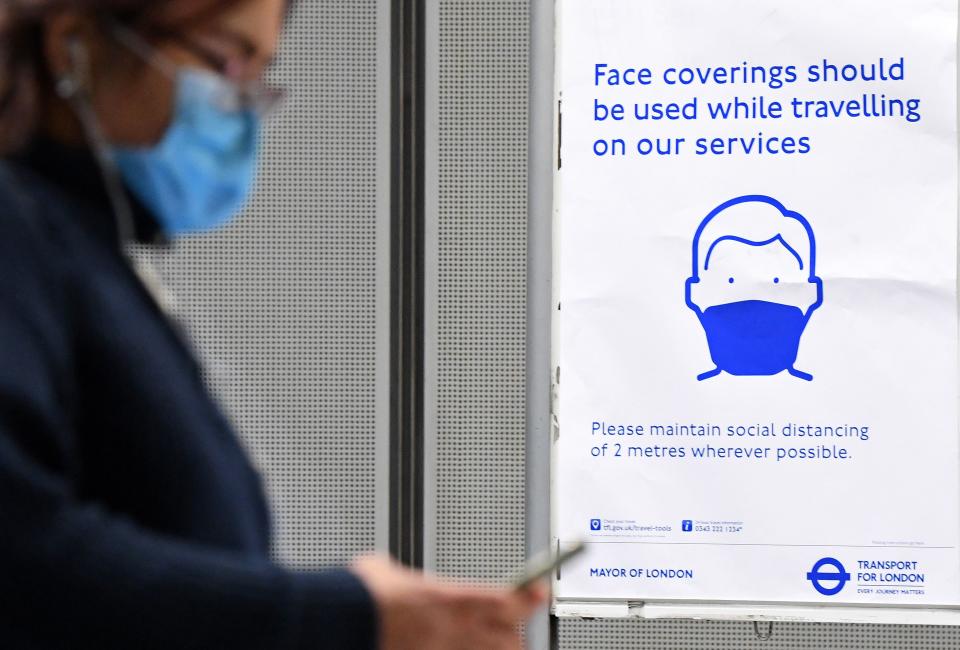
[10,136,169,247]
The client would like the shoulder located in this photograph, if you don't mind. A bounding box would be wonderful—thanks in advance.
[0,160,76,319]
[0,163,77,434]
[0,161,80,385]
[0,160,64,251]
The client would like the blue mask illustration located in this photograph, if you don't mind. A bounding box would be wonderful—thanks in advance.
[685,196,823,382]
[697,301,811,377]
[111,68,261,236]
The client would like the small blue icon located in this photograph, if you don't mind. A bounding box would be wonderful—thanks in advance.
[590,519,602,531]
[686,195,823,382]
[806,557,850,596]
[682,520,693,532]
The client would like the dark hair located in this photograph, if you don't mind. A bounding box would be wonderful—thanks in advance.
[0,0,241,153]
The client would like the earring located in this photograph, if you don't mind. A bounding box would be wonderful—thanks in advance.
[55,73,81,99]
[57,37,89,99]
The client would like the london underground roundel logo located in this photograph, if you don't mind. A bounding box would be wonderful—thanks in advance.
[806,557,850,596]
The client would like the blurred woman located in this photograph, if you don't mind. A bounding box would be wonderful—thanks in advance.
[0,1,544,647]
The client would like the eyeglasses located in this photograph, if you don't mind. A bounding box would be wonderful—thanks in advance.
[109,21,287,117]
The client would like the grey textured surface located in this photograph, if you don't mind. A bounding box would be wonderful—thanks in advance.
[556,619,960,649]
[428,0,960,647]
[427,0,531,583]
[134,0,389,570]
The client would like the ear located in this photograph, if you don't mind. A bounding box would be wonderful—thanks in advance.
[42,12,100,86]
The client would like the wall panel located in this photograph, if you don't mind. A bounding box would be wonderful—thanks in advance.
[135,0,390,569]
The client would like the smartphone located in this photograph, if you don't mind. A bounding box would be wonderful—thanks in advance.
[512,541,587,589]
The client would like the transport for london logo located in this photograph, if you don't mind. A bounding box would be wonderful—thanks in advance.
[806,557,850,596]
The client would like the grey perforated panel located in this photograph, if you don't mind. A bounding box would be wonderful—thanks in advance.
[427,0,960,648]
[426,0,531,582]
[557,620,960,649]
[134,0,389,569]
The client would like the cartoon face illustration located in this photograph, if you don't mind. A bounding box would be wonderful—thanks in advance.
[685,196,823,381]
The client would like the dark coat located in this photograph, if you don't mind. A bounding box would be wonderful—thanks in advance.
[0,139,377,649]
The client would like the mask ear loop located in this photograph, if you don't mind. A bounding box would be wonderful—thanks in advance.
[56,35,181,318]
[57,35,137,246]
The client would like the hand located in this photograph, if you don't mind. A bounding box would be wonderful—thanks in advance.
[350,554,548,650]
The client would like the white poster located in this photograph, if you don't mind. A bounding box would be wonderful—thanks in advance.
[553,0,960,606]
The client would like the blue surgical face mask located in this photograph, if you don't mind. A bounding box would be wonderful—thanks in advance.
[110,68,261,236]
[697,300,812,379]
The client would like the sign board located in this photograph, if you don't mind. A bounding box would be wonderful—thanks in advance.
[552,0,960,613]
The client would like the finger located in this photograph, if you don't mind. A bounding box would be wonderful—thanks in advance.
[480,617,524,645]
[460,592,529,627]
[431,578,499,599]
[514,582,550,617]
[518,580,550,604]
[431,582,502,612]
[503,585,551,620]
[479,581,549,619]
[433,583,539,624]
[456,623,523,650]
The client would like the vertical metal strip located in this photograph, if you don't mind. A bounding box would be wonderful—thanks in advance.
[528,0,556,647]
[422,0,440,573]
[374,0,393,557]
[390,0,426,569]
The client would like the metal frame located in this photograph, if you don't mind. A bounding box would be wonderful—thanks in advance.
[390,0,427,569]
[375,0,394,558]
[528,0,557,648]
[421,0,439,576]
